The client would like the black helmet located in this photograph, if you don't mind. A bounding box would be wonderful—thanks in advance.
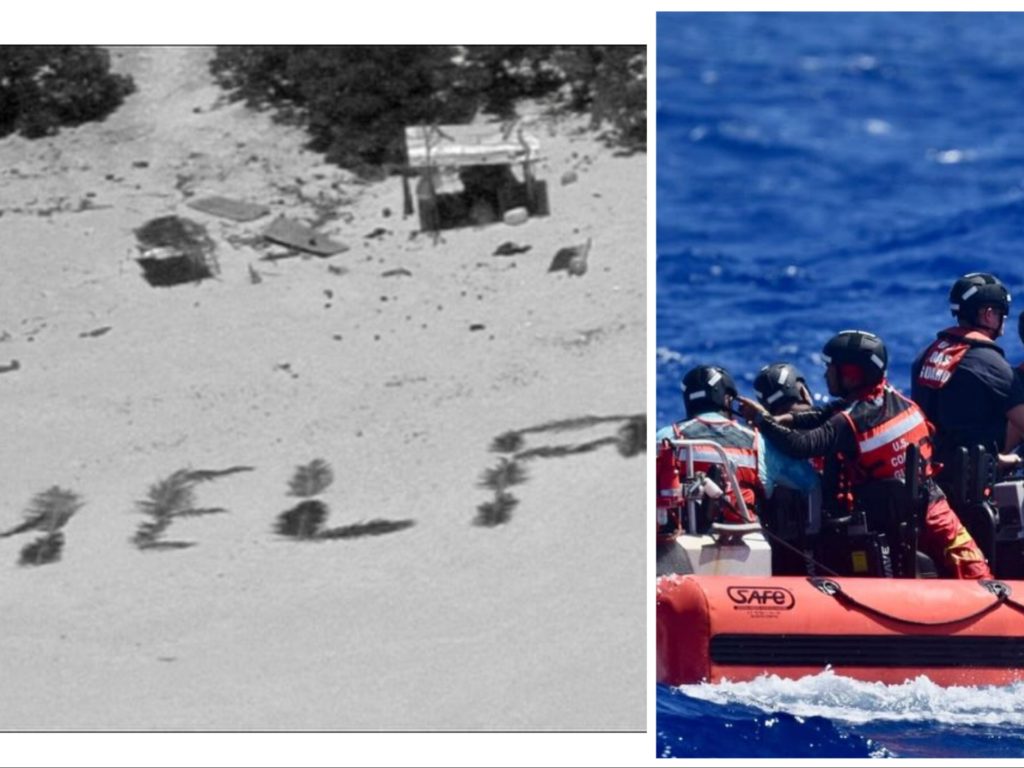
[681,365,737,418]
[821,330,888,387]
[754,362,808,413]
[949,272,1011,321]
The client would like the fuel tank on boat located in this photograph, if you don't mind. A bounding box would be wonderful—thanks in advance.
[656,574,1024,687]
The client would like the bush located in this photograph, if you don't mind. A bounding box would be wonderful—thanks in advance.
[210,45,645,174]
[0,46,134,139]
[212,46,478,174]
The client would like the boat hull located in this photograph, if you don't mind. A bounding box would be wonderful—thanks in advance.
[657,574,1024,686]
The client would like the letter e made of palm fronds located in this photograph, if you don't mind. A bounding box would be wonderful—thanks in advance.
[0,486,84,566]
[132,469,227,550]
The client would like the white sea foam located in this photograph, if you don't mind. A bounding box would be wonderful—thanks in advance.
[678,669,1024,727]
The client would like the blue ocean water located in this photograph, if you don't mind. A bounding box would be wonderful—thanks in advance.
[657,11,1024,759]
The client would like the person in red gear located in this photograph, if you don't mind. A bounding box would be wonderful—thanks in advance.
[657,364,820,528]
[739,330,992,579]
[911,272,1024,473]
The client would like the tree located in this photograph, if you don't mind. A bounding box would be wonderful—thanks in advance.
[0,46,134,139]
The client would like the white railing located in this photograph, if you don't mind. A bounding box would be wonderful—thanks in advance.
[666,438,757,530]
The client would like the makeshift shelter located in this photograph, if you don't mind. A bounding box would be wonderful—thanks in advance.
[404,122,550,232]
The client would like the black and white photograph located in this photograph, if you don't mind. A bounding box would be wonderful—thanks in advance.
[0,38,646,745]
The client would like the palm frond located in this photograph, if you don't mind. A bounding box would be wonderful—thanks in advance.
[478,458,527,491]
[18,532,65,566]
[186,466,255,483]
[172,506,227,518]
[275,499,328,539]
[287,459,333,498]
[24,486,83,534]
[473,492,519,527]
[318,518,415,540]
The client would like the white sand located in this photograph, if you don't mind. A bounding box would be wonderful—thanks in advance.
[0,47,645,731]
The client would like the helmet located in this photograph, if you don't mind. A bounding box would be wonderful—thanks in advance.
[821,330,887,387]
[753,362,808,413]
[681,365,737,418]
[949,272,1011,321]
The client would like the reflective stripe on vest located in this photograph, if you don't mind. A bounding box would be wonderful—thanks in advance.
[841,386,932,483]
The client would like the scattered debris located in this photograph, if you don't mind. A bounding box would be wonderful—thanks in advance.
[0,360,20,374]
[328,265,349,276]
[365,227,390,239]
[263,216,349,257]
[274,362,298,379]
[382,267,412,278]
[248,264,263,284]
[561,170,579,186]
[502,207,528,226]
[493,242,531,257]
[132,161,149,169]
[548,238,592,276]
[79,326,112,339]
[134,216,218,287]
[469,323,486,332]
[187,195,271,222]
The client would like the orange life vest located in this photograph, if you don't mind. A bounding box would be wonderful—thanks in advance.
[915,326,998,390]
[838,384,933,485]
[670,416,762,520]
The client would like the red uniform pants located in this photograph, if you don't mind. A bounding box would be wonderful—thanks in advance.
[918,497,993,580]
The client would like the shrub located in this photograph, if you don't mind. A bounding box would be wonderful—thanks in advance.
[0,46,134,139]
[210,45,645,174]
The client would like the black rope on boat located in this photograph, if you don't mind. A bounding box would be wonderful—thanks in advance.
[807,577,1010,627]
[980,579,1024,615]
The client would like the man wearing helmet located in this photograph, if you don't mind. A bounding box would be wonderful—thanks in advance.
[739,330,992,579]
[657,364,819,525]
[911,272,1024,470]
[754,362,815,419]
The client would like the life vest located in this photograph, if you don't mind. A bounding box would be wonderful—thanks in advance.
[915,326,1001,390]
[838,383,933,485]
[669,416,762,521]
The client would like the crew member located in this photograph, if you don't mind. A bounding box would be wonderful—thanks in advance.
[657,364,819,524]
[753,361,825,574]
[740,330,992,579]
[911,272,1024,470]
[754,362,816,419]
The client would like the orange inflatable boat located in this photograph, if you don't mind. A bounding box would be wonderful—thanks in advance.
[657,574,1024,686]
